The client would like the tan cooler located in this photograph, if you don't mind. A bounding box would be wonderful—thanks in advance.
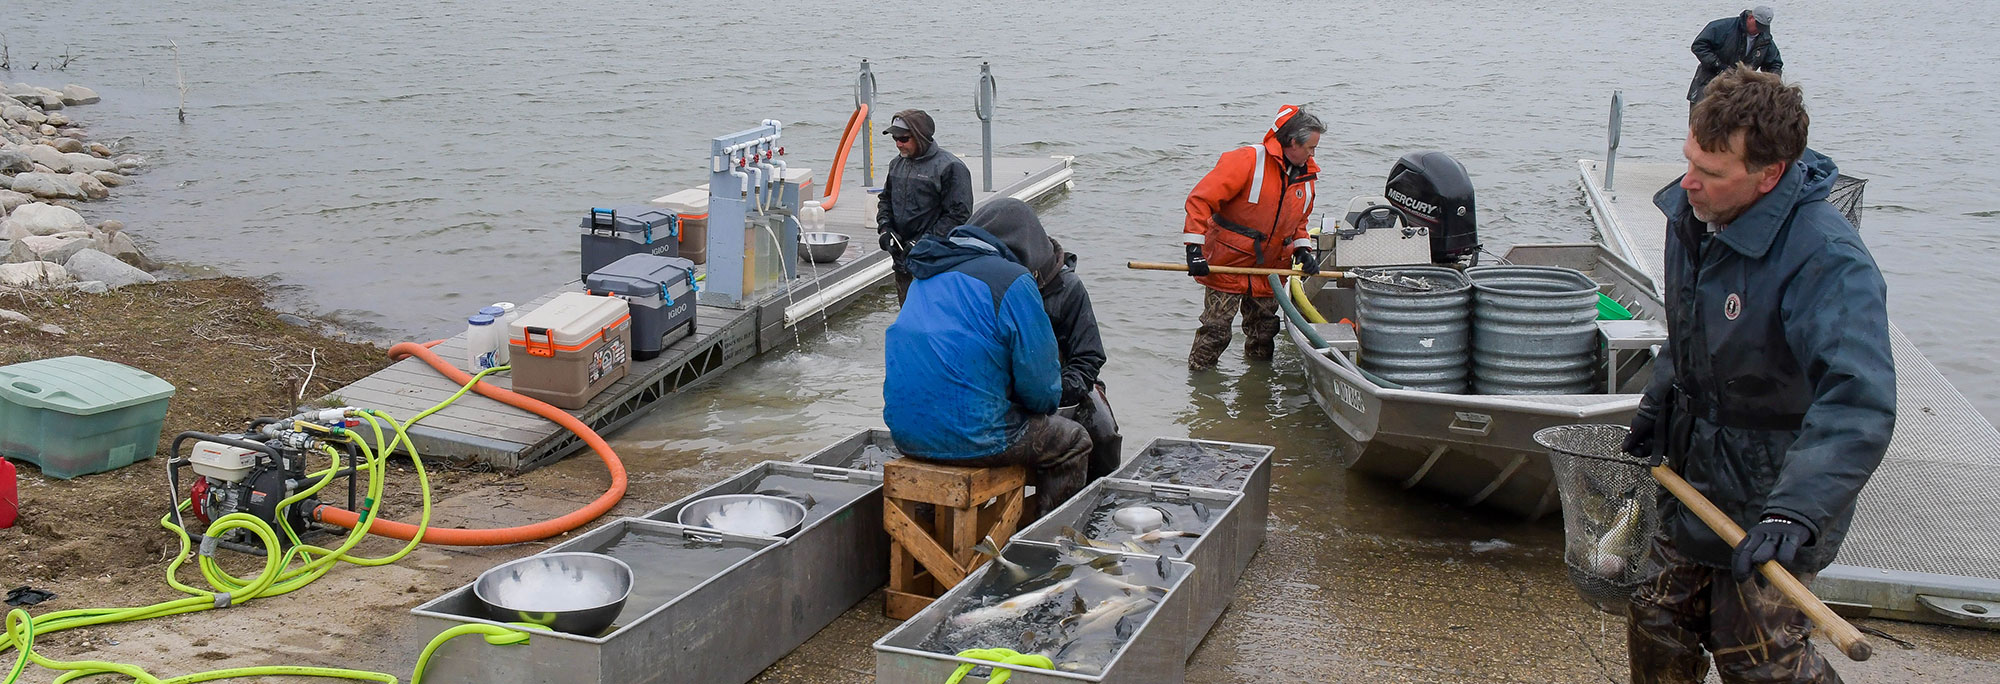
[651,187,709,265]
[508,292,633,409]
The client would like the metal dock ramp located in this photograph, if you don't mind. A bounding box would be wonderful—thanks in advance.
[1580,159,2000,628]
[330,155,1074,471]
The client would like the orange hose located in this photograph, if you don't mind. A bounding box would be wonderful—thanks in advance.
[819,103,868,211]
[312,341,629,546]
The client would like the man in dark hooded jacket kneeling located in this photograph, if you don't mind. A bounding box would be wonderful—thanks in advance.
[883,224,1092,518]
[973,198,1123,481]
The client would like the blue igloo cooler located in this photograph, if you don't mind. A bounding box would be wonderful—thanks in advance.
[580,205,680,280]
[585,254,697,361]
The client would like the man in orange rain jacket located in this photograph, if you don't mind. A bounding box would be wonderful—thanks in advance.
[1183,105,1325,370]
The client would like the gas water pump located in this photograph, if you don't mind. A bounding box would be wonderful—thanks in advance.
[166,410,365,555]
[705,120,814,306]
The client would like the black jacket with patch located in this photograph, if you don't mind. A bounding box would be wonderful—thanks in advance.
[1640,149,1896,572]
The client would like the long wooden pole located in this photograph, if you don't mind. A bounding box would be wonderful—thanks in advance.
[1126,261,1347,279]
[1649,465,1872,662]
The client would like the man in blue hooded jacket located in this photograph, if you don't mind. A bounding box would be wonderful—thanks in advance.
[1623,66,1895,683]
[883,225,1093,518]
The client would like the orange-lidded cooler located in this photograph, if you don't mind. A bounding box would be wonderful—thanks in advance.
[508,292,633,410]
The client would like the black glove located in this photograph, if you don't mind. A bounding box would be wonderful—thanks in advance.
[1184,243,1209,277]
[878,231,897,254]
[1732,515,1811,582]
[1061,379,1087,407]
[1294,247,1320,275]
[1622,410,1658,458]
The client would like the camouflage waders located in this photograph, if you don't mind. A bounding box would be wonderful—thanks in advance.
[1629,536,1841,684]
[1190,288,1281,370]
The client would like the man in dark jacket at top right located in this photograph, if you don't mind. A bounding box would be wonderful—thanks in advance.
[1623,66,1895,683]
[1689,6,1782,105]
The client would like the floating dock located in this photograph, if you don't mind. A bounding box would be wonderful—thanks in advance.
[331,154,1074,471]
[1580,159,2000,628]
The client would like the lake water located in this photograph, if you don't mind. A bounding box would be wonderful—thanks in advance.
[13,2,1999,677]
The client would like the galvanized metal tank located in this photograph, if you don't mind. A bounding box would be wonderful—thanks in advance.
[1467,265,1601,395]
[1354,266,1474,393]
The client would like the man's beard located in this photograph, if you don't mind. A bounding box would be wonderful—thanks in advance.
[1689,198,1749,226]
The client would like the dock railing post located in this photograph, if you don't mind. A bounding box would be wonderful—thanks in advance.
[1605,90,1623,192]
[858,60,878,188]
[976,62,996,193]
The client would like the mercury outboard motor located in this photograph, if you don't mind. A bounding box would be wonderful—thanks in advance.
[1384,151,1479,264]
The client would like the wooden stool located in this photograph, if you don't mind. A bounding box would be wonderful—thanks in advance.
[881,457,1028,620]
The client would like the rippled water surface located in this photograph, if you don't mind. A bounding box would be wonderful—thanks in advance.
[13,3,2000,674]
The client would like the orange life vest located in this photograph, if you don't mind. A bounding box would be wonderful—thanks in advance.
[1182,104,1319,297]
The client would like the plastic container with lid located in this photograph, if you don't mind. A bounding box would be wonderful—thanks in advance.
[651,188,710,265]
[0,356,177,479]
[508,293,633,409]
[466,314,501,372]
[580,205,680,279]
[585,254,697,361]
[797,200,827,233]
[490,303,520,365]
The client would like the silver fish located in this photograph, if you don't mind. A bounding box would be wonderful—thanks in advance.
[1061,525,1123,551]
[1061,594,1156,635]
[1046,545,1126,582]
[1043,597,1154,677]
[1083,568,1169,597]
[972,535,1031,583]
[949,577,1083,627]
[1133,529,1200,543]
[1588,497,1642,577]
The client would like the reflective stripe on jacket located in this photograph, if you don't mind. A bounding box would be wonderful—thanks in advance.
[1183,105,1319,298]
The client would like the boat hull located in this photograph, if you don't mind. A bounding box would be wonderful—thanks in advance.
[1286,243,1659,518]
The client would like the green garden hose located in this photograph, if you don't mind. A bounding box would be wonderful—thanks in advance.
[1,368,526,684]
[1270,274,1405,390]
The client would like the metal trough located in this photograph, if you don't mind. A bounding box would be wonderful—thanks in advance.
[875,541,1197,684]
[794,427,900,472]
[1015,478,1250,658]
[1109,437,1274,581]
[410,519,788,684]
[640,460,887,645]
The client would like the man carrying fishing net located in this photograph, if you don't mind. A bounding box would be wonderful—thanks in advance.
[1622,65,1896,683]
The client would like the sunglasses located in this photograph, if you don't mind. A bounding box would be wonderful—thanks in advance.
[892,134,912,143]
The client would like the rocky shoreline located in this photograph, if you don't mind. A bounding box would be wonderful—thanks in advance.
[0,81,155,298]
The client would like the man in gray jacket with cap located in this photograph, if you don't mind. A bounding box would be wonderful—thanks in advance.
[1689,6,1783,105]
[878,109,974,302]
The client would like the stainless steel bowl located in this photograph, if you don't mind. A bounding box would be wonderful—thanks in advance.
[798,232,850,263]
[473,552,632,635]
[677,493,808,538]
